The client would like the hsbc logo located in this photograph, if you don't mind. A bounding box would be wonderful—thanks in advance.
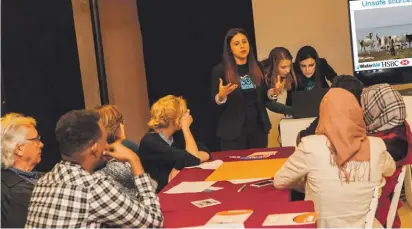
[400,59,410,66]
[381,60,399,68]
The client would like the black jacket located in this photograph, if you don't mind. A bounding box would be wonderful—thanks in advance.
[1,170,35,228]
[139,131,210,193]
[210,63,271,140]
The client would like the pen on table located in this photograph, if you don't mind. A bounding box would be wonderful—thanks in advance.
[227,156,265,160]
[237,184,247,192]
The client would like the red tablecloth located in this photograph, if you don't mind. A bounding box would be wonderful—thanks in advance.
[159,147,316,228]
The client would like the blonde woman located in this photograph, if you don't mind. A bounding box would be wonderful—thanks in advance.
[139,95,210,192]
[263,47,297,115]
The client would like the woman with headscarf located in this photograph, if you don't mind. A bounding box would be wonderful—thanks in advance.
[362,83,412,228]
[273,88,395,228]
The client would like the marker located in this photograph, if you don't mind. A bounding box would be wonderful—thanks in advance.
[237,184,247,192]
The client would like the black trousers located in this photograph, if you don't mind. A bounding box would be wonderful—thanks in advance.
[220,119,268,151]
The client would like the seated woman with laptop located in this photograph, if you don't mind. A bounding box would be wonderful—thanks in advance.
[293,46,337,91]
[273,88,395,228]
[286,45,337,107]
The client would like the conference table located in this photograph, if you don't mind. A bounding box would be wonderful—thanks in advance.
[159,147,316,228]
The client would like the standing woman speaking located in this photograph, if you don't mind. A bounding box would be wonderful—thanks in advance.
[211,28,271,151]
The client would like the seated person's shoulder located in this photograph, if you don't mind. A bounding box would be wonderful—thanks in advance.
[299,135,329,152]
[140,132,161,146]
[1,170,33,188]
[300,134,328,143]
[139,131,178,158]
[54,163,108,188]
[91,171,117,187]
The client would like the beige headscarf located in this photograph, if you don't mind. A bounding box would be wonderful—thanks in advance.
[316,88,370,182]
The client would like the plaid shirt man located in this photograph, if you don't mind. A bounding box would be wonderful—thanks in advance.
[25,161,163,228]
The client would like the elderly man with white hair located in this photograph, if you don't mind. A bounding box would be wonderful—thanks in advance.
[1,113,44,228]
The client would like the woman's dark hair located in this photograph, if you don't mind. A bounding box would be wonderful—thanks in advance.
[294,45,322,89]
[222,28,262,85]
[55,110,102,157]
[264,47,297,91]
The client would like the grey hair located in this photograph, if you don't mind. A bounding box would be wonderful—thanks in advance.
[1,113,37,169]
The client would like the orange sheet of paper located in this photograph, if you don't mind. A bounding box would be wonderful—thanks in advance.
[205,158,288,181]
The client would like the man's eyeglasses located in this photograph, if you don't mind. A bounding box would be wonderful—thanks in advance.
[26,135,41,142]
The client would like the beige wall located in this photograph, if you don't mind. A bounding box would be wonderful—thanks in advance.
[252,0,354,75]
[71,0,101,109]
[72,0,149,143]
[98,0,150,143]
[253,0,354,147]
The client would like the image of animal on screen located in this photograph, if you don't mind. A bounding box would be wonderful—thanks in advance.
[354,5,412,63]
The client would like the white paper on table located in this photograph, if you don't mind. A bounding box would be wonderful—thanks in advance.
[248,151,278,158]
[186,160,223,170]
[228,178,267,184]
[207,210,253,225]
[262,212,317,226]
[164,181,216,194]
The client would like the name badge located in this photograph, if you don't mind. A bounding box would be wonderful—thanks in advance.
[240,75,255,90]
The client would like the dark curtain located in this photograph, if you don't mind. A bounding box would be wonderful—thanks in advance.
[137,0,257,152]
[1,0,85,171]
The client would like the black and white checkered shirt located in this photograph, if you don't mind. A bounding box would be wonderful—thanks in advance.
[25,161,163,228]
